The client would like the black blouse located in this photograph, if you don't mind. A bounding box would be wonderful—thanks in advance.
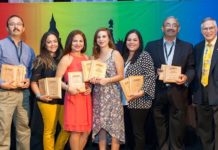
[31,57,64,104]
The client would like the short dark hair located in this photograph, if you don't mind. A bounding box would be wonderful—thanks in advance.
[6,15,24,27]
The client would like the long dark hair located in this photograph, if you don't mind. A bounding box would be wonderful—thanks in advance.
[64,30,87,55]
[92,27,116,59]
[33,31,63,70]
[122,29,144,64]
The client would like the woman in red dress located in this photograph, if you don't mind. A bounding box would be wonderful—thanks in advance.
[56,30,92,150]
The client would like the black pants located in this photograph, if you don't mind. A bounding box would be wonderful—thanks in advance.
[123,106,134,150]
[196,87,218,150]
[196,105,218,150]
[129,108,149,150]
[153,86,187,150]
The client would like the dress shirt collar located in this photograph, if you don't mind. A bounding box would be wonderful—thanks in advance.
[7,36,22,47]
[205,36,217,47]
[163,38,176,45]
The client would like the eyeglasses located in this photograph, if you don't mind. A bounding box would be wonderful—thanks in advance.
[8,22,23,27]
[202,26,215,31]
[164,23,178,28]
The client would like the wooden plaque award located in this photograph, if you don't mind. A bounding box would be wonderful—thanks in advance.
[120,75,144,101]
[1,64,26,86]
[119,78,131,101]
[159,64,181,83]
[38,77,62,99]
[68,72,86,92]
[88,60,107,79]
[129,76,144,94]
[81,60,92,82]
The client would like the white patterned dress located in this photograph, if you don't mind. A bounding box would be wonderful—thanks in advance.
[92,51,125,144]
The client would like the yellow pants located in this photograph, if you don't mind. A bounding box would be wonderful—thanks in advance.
[37,102,69,150]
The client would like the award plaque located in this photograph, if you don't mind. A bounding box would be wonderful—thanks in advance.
[129,76,144,94]
[159,64,167,81]
[120,76,144,101]
[159,64,181,83]
[68,72,86,92]
[38,77,62,99]
[1,64,26,86]
[89,60,107,79]
[81,60,92,82]
[163,65,181,83]
[119,78,131,101]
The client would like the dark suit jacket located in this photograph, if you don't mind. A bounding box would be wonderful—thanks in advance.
[193,39,218,105]
[145,38,195,97]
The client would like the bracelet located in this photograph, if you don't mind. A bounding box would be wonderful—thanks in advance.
[36,93,41,99]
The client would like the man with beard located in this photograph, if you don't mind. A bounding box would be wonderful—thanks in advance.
[145,16,195,150]
[0,15,35,150]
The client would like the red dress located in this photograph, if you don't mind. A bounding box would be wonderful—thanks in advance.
[63,53,92,132]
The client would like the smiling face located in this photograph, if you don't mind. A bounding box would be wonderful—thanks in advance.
[126,32,140,53]
[46,34,58,56]
[7,16,25,37]
[96,30,110,49]
[201,19,218,43]
[162,17,180,39]
[71,34,85,52]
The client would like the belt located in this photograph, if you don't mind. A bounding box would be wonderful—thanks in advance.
[165,83,172,87]
[0,88,23,92]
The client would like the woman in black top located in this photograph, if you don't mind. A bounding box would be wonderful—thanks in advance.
[121,29,155,150]
[31,31,69,150]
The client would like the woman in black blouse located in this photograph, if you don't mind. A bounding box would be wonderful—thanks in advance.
[31,31,69,150]
[121,29,155,150]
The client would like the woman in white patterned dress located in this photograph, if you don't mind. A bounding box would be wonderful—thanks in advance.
[90,28,125,150]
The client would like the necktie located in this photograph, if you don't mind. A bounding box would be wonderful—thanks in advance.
[201,43,213,86]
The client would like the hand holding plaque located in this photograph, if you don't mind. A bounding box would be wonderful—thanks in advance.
[1,64,26,87]
[81,60,107,82]
[68,72,86,93]
[120,76,144,101]
[89,60,107,79]
[38,77,62,99]
[159,64,181,83]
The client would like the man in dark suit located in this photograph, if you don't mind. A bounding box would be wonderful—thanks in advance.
[192,17,218,150]
[145,16,195,150]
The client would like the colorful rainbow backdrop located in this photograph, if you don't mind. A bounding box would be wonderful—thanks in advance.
[0,1,217,55]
